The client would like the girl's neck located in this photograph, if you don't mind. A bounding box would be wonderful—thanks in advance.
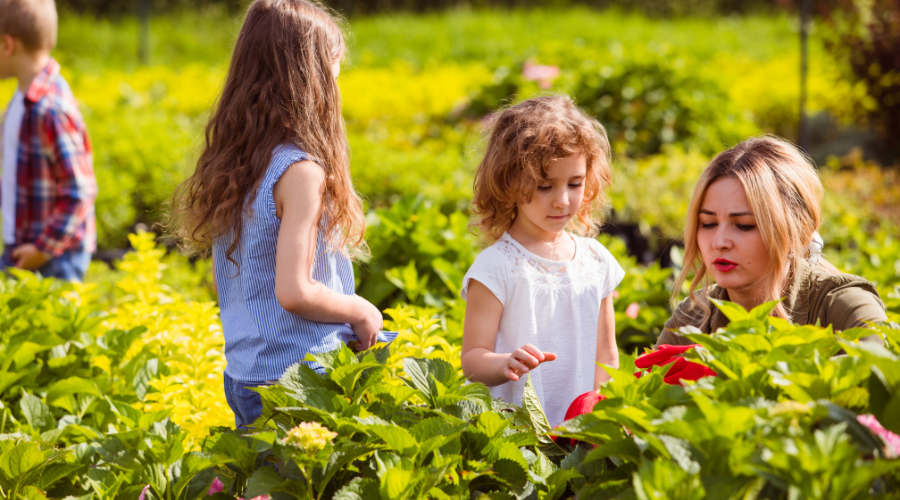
[507,218,576,262]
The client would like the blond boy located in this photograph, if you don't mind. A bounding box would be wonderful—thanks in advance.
[0,0,96,281]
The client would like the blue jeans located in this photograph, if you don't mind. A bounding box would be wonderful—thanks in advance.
[0,247,91,282]
[223,372,268,429]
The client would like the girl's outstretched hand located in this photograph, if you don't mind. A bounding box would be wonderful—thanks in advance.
[505,344,557,381]
[350,296,383,350]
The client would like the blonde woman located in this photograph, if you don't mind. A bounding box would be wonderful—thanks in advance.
[658,136,887,347]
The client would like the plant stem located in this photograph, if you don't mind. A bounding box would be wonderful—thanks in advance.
[301,466,315,500]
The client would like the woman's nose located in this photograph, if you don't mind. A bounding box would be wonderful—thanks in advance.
[712,226,732,249]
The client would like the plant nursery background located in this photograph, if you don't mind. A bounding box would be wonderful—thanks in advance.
[1,0,899,498]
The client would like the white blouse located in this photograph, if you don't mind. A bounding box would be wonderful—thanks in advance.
[461,232,625,428]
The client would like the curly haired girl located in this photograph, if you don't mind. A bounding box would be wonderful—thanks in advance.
[460,95,625,427]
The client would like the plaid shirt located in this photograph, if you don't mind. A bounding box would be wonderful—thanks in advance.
[2,58,96,256]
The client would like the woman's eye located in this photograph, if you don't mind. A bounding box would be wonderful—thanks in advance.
[737,224,756,231]
[568,183,584,188]
[700,222,717,229]
[537,186,552,191]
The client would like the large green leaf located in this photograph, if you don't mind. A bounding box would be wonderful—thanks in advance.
[709,299,751,323]
[39,463,86,490]
[19,393,52,431]
[542,469,582,500]
[493,458,528,490]
[0,371,27,397]
[368,425,418,456]
[46,377,102,402]
[133,358,159,401]
[142,461,168,495]
[522,374,552,442]
[245,466,286,498]
[0,442,44,483]
[379,467,414,500]
[334,477,380,500]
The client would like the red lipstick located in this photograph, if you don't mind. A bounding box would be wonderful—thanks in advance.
[713,259,737,272]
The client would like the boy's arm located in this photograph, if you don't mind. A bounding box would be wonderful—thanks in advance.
[594,295,618,390]
[32,108,97,257]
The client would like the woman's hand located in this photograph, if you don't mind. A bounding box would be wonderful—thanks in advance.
[505,344,557,381]
[350,296,383,350]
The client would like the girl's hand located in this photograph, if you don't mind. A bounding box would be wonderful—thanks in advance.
[350,296,383,350]
[505,344,557,381]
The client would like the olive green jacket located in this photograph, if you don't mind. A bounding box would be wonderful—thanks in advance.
[657,259,888,348]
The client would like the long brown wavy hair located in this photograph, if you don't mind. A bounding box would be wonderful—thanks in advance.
[471,95,612,243]
[170,0,366,262]
[672,136,824,322]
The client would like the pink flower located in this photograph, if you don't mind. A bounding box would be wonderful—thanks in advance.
[138,485,151,500]
[858,414,900,458]
[208,477,224,496]
[611,290,620,300]
[625,302,640,319]
[237,496,271,500]
[522,60,560,89]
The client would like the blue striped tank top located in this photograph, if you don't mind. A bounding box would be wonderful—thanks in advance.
[213,144,355,382]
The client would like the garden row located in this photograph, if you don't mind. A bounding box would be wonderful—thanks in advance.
[1,229,899,498]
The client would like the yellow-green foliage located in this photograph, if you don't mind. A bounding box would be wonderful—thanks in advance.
[84,234,466,444]
[95,233,232,445]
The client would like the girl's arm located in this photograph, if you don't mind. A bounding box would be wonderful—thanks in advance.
[272,160,382,349]
[461,279,556,387]
[594,294,618,389]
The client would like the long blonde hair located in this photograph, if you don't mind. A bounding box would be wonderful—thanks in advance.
[672,136,823,321]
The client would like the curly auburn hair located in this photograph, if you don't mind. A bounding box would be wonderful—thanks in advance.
[471,95,612,243]
[170,0,365,262]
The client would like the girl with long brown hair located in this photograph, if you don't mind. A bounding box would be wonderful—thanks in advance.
[658,136,887,347]
[171,0,380,428]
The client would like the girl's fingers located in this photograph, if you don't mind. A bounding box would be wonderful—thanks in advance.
[512,350,540,369]
[508,357,531,375]
[542,352,558,362]
[505,366,520,381]
[520,344,545,361]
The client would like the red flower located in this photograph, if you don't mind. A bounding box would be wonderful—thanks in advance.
[553,391,606,446]
[635,344,700,369]
[662,357,717,386]
[634,344,716,385]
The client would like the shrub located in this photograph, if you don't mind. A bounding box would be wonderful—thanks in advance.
[823,0,900,158]
[455,53,759,157]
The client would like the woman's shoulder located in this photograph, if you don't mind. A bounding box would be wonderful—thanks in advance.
[807,263,878,290]
[670,286,719,318]
[665,285,727,327]
[804,264,887,328]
